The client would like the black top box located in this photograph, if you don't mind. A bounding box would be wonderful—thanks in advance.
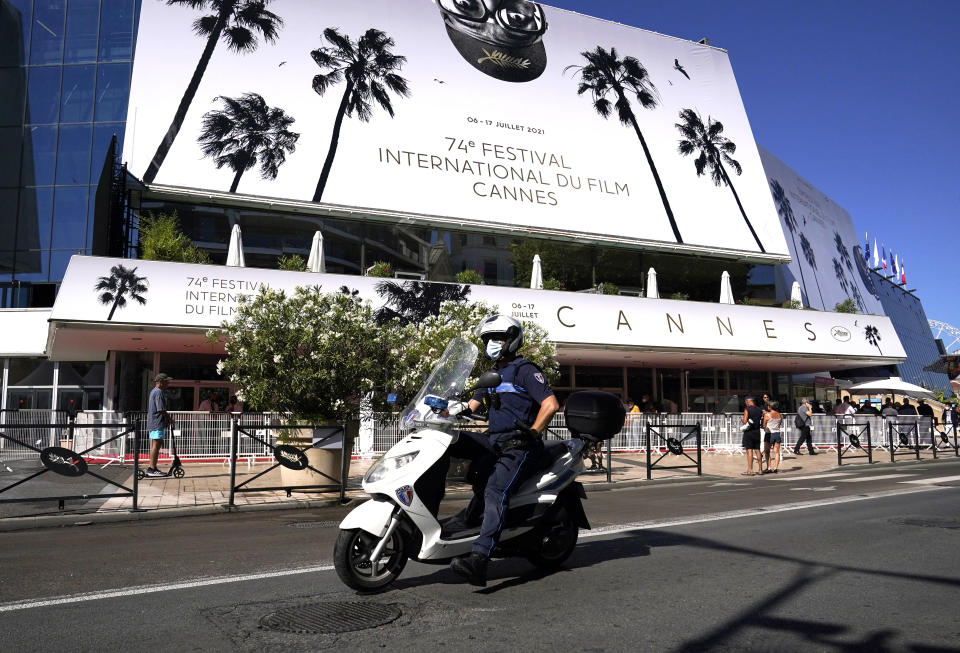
[564,391,626,439]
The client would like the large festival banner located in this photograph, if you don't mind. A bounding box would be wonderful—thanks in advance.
[124,0,789,256]
[759,147,884,315]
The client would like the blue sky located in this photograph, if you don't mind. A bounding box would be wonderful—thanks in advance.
[549,0,960,340]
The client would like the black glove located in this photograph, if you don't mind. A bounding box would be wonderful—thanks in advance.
[514,420,539,439]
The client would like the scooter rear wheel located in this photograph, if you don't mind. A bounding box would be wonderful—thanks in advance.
[525,508,579,569]
[334,527,408,592]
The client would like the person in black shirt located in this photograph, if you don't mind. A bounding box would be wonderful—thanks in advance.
[741,397,764,474]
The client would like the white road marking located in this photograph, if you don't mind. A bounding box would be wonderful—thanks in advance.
[900,475,960,485]
[837,474,914,483]
[2,485,954,614]
[768,473,853,481]
[0,564,334,614]
[789,486,836,492]
[580,485,947,540]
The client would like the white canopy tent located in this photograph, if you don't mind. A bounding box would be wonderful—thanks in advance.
[646,267,659,299]
[307,230,326,273]
[530,254,543,290]
[719,270,734,305]
[226,223,245,267]
[847,377,936,400]
[790,281,804,308]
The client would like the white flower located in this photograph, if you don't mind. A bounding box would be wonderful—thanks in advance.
[216,360,224,374]
[273,354,282,364]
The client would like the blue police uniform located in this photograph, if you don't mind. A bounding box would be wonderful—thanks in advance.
[449,356,554,556]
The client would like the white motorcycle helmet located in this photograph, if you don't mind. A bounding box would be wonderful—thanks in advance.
[477,314,524,356]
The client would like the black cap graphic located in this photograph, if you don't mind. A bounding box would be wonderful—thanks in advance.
[438,0,548,83]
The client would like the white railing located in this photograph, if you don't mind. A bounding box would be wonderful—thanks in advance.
[0,409,948,463]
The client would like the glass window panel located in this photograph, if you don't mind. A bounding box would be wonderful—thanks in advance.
[13,249,51,281]
[0,127,22,187]
[26,65,61,124]
[51,186,88,248]
[59,64,95,122]
[8,358,55,385]
[17,186,53,250]
[64,0,100,63]
[29,0,66,65]
[21,124,57,186]
[0,68,26,126]
[55,123,92,184]
[98,0,134,62]
[91,122,122,181]
[49,249,77,280]
[5,0,33,66]
[0,189,18,245]
[93,63,130,121]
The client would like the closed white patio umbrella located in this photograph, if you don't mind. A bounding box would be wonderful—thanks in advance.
[790,281,804,308]
[719,270,734,305]
[307,230,326,273]
[646,267,659,299]
[226,223,245,267]
[530,254,543,289]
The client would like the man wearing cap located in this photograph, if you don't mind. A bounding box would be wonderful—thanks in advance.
[436,0,548,83]
[145,373,175,477]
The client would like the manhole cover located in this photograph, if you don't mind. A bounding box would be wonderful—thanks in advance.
[259,602,401,634]
[892,517,960,530]
[286,520,338,529]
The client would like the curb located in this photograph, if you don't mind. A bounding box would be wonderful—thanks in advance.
[3,456,955,533]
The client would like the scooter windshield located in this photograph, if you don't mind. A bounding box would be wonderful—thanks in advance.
[400,338,478,432]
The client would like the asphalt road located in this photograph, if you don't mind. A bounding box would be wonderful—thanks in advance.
[2,459,959,652]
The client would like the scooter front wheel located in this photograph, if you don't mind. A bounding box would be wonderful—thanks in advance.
[334,527,408,592]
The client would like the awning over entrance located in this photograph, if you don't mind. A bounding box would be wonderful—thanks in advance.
[46,256,907,373]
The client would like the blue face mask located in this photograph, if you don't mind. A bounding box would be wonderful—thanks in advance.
[486,340,503,361]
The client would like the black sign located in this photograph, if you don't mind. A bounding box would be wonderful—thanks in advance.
[40,447,88,477]
[848,433,861,449]
[274,445,309,470]
[666,437,684,456]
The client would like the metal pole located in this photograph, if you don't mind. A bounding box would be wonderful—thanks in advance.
[866,423,873,464]
[604,437,611,483]
[696,422,702,476]
[645,423,651,480]
[914,423,920,461]
[889,421,894,463]
[339,422,347,504]
[227,414,238,507]
[131,416,140,511]
[836,421,842,466]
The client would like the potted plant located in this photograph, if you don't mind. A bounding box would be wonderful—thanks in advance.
[211,286,394,489]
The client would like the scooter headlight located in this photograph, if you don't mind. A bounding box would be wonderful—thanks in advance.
[364,451,420,483]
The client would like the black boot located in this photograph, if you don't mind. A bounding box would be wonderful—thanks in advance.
[450,552,488,587]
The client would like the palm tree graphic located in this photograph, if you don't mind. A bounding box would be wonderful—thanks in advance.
[142,0,283,184]
[310,27,410,202]
[95,265,148,321]
[834,231,853,272]
[374,280,470,326]
[799,233,826,308]
[770,179,808,298]
[833,257,850,295]
[864,325,882,355]
[566,47,682,243]
[198,93,299,193]
[676,109,763,252]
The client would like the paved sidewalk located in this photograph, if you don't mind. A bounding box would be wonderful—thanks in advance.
[2,444,955,531]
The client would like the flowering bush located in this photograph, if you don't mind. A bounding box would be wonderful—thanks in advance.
[455,269,484,285]
[210,286,394,422]
[389,300,558,405]
[211,287,559,420]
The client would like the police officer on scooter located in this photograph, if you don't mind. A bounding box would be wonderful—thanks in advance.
[449,315,559,586]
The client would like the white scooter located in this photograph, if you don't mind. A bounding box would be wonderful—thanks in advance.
[334,338,625,591]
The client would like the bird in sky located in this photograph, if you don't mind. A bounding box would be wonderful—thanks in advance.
[433,78,445,84]
[674,58,690,80]
[278,61,287,67]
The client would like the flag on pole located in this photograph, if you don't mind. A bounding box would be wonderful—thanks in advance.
[872,237,879,268]
[881,244,887,271]
[901,260,906,285]
[864,233,870,263]
[888,249,894,276]
[894,253,899,278]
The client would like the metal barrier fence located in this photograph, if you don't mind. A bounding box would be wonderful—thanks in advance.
[2,409,953,460]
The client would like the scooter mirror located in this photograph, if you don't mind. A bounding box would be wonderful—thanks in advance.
[464,371,502,395]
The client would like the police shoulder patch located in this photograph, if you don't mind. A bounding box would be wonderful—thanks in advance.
[534,372,545,384]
